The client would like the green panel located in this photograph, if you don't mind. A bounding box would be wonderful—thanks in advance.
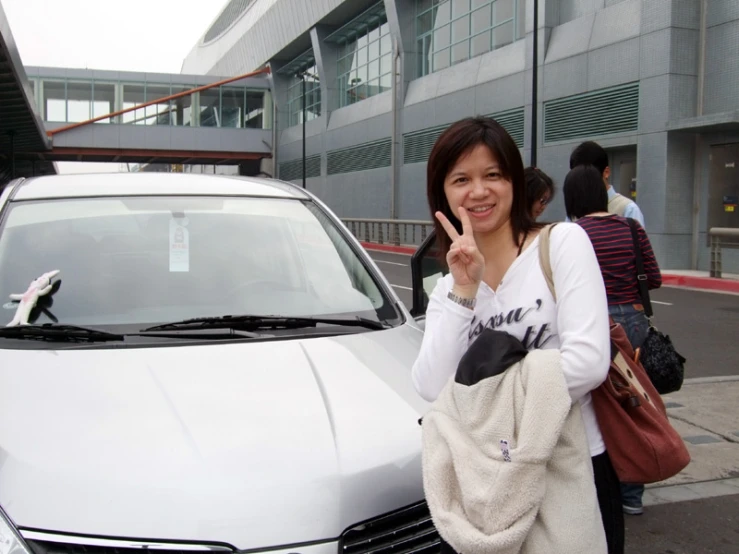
[402,107,525,165]
[543,82,640,144]
[488,108,525,148]
[327,139,392,175]
[279,155,321,181]
[403,123,449,165]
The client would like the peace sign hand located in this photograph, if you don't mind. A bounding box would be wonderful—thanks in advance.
[436,207,485,296]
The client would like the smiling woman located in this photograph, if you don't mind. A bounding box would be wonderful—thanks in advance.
[425,117,536,264]
[412,116,624,553]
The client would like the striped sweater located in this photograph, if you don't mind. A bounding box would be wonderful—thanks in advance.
[577,215,661,305]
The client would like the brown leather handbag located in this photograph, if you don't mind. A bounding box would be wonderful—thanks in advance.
[590,320,691,483]
[539,224,691,484]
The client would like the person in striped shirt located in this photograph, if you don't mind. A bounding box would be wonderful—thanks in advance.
[563,164,662,517]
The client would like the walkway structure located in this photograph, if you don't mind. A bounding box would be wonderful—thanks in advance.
[26,65,273,167]
[0,1,274,184]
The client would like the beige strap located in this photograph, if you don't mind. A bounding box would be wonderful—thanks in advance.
[538,223,558,301]
[612,351,653,406]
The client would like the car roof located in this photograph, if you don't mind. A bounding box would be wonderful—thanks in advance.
[10,172,310,201]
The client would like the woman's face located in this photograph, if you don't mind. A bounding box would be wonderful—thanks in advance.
[442,144,513,236]
[532,189,551,219]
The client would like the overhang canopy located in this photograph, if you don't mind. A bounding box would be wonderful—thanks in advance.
[0,1,55,178]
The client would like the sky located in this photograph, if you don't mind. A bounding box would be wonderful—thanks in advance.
[3,0,226,173]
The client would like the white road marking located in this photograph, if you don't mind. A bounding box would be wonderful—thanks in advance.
[375,260,408,267]
[391,284,412,290]
[652,300,673,306]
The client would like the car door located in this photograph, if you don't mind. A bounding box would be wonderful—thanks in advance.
[410,229,448,321]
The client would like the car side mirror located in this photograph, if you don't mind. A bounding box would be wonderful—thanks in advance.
[410,230,448,318]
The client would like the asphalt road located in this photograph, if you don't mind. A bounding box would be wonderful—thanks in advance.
[369,250,739,379]
[624,493,739,553]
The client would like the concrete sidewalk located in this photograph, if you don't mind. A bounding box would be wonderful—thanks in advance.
[643,377,739,506]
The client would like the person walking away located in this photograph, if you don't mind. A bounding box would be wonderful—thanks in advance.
[569,141,645,227]
[563,164,663,516]
[411,116,623,553]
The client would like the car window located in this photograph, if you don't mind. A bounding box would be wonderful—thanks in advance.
[410,230,448,317]
[0,195,398,327]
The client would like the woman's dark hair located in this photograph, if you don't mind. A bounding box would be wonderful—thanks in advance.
[524,167,555,214]
[563,165,609,219]
[426,116,537,259]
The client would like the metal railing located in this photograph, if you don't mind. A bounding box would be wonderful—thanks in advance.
[342,218,434,247]
[709,227,739,278]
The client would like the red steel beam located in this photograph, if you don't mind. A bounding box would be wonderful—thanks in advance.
[19,147,269,162]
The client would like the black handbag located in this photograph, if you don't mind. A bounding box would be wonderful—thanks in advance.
[628,219,686,395]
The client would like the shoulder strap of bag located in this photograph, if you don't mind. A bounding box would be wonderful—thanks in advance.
[627,218,654,318]
[538,223,559,301]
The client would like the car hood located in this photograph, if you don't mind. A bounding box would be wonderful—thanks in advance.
[0,326,428,550]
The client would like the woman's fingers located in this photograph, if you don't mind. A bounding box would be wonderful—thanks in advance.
[435,211,460,241]
[458,206,474,237]
[448,244,472,266]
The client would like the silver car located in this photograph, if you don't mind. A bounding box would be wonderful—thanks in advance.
[0,173,438,554]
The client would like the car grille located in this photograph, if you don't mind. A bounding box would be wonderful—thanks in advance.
[340,501,440,554]
[25,540,227,554]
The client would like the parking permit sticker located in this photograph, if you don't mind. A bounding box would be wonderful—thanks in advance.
[169,217,190,272]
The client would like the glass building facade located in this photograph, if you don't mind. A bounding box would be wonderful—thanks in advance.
[335,7,392,107]
[286,58,321,127]
[416,0,524,76]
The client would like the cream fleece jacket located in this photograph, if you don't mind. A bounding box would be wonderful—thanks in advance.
[421,330,607,554]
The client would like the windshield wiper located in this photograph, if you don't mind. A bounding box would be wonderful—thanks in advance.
[141,314,390,333]
[137,328,264,339]
[0,324,124,342]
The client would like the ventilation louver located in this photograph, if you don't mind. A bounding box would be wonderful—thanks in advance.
[543,82,639,144]
[403,108,525,165]
[279,155,321,181]
[327,139,392,175]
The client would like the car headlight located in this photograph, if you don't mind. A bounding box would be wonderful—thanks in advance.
[0,506,32,554]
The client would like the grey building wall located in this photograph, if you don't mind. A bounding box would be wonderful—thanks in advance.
[703,2,739,114]
[183,0,739,273]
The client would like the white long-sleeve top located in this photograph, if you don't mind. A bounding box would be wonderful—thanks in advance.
[412,222,611,456]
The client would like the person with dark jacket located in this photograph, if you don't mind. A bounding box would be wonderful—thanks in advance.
[563,164,662,516]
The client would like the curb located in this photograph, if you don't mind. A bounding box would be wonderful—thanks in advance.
[361,242,739,294]
[661,273,739,294]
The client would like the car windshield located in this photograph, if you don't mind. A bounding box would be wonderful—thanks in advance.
[0,195,399,328]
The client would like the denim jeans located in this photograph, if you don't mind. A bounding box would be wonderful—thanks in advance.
[609,303,650,508]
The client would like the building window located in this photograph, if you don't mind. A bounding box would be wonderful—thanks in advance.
[417,0,521,76]
[286,61,321,127]
[336,18,392,107]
